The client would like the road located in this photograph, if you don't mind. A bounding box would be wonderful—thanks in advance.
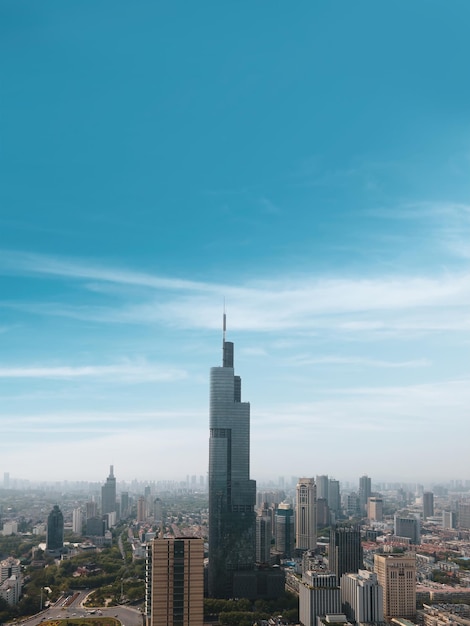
[18,592,144,626]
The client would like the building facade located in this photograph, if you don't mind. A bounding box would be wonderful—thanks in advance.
[148,537,203,626]
[329,525,363,582]
[208,320,256,598]
[374,553,416,619]
[358,475,372,513]
[367,497,383,522]
[275,502,295,558]
[394,513,421,544]
[101,465,116,515]
[46,505,64,552]
[299,572,341,626]
[296,478,317,551]
[423,492,434,519]
[340,569,383,623]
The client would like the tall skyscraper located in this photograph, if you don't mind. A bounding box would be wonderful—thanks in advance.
[296,478,317,551]
[423,492,434,519]
[46,505,64,552]
[72,507,82,535]
[299,572,340,626]
[374,553,416,619]
[148,537,204,626]
[208,318,256,598]
[316,475,329,500]
[329,524,363,582]
[101,465,116,515]
[328,479,341,515]
[256,514,272,564]
[358,475,371,513]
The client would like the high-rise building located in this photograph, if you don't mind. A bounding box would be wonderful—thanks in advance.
[340,570,383,624]
[316,475,329,501]
[299,572,340,626]
[72,507,82,535]
[442,510,456,529]
[367,497,383,522]
[358,475,371,513]
[137,496,147,523]
[275,502,294,558]
[423,492,434,519]
[101,465,116,515]
[329,525,362,582]
[208,318,256,598]
[458,503,470,530]
[148,537,204,626]
[394,513,420,544]
[86,500,98,520]
[374,553,416,619]
[46,505,64,552]
[296,478,317,551]
[328,479,341,515]
[120,492,129,519]
[0,558,21,583]
[256,514,272,564]
[316,498,330,528]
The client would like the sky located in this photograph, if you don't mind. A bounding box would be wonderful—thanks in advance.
[1,1,470,486]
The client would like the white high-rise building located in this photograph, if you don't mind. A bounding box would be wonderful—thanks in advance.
[299,572,340,626]
[296,478,317,551]
[340,570,383,623]
[72,508,82,535]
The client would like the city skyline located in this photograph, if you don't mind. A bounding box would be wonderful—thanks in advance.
[1,2,470,483]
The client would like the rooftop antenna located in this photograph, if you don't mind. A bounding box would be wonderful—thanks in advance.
[223,298,226,347]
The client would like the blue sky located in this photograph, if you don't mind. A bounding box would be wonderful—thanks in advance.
[1,1,470,485]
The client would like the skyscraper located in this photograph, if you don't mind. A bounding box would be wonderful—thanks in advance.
[358,475,371,513]
[208,318,256,598]
[275,502,294,558]
[340,570,383,624]
[423,492,434,519]
[101,465,116,515]
[394,513,420,544]
[374,553,416,619]
[329,524,363,582]
[148,537,204,626]
[296,478,317,551]
[46,505,64,552]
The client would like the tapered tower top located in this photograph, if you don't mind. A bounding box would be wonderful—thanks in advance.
[222,312,234,368]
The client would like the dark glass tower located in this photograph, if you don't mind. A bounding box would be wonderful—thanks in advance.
[101,465,116,515]
[46,505,64,552]
[329,524,363,582]
[208,317,256,598]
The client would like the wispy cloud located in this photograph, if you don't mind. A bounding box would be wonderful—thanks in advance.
[285,355,431,368]
[0,362,187,382]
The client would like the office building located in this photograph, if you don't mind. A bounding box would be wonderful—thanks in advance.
[328,479,341,515]
[394,513,420,544]
[72,507,82,535]
[358,476,371,513]
[148,537,204,626]
[0,558,20,583]
[442,510,456,529]
[121,492,130,519]
[317,498,330,528]
[296,478,317,551]
[85,500,98,520]
[46,505,64,552]
[329,525,362,582]
[423,492,434,519]
[458,503,470,530]
[316,475,329,501]
[374,553,416,619]
[256,514,272,564]
[275,502,295,558]
[340,570,383,623]
[137,496,147,523]
[208,318,256,598]
[367,497,383,522]
[101,465,116,515]
[299,572,340,626]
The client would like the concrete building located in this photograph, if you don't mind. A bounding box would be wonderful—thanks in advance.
[340,569,383,623]
[0,557,20,583]
[72,507,82,535]
[367,497,384,522]
[0,575,22,606]
[296,478,317,551]
[374,553,416,619]
[317,475,330,501]
[359,476,372,513]
[329,525,363,582]
[328,480,341,516]
[256,514,272,564]
[148,537,204,626]
[208,318,256,598]
[137,496,147,523]
[1,521,18,536]
[442,510,456,529]
[394,513,420,544]
[459,503,470,530]
[299,572,341,626]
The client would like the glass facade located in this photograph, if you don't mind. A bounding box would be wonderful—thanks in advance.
[208,339,256,598]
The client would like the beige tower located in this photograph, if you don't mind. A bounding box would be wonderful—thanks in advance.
[296,478,317,551]
[374,553,416,619]
[149,537,203,626]
[367,497,383,522]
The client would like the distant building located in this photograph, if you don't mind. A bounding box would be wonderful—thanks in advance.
[137,496,147,523]
[340,569,383,623]
[256,514,272,564]
[368,497,384,522]
[358,476,371,513]
[442,510,456,529]
[316,475,330,501]
[85,500,98,520]
[0,557,21,583]
[296,478,317,551]
[148,537,203,626]
[328,480,341,516]
[0,575,22,605]
[394,513,420,544]
[329,525,363,582]
[374,553,416,619]
[46,505,64,552]
[86,516,105,537]
[423,492,434,520]
[1,521,18,536]
[72,507,82,535]
[101,465,116,515]
[120,492,130,518]
[458,503,470,530]
[317,498,330,528]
